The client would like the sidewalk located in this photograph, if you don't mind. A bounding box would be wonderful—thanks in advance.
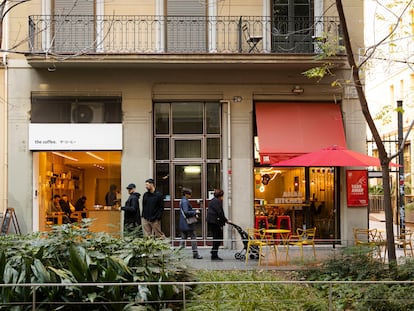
[180,213,410,271]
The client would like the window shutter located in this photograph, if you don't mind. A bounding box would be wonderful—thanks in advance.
[53,0,95,53]
[167,0,207,52]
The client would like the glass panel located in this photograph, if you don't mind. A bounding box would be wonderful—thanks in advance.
[172,102,203,134]
[156,163,170,200]
[207,163,221,195]
[175,165,202,199]
[206,103,220,134]
[161,209,171,237]
[156,138,169,160]
[155,103,170,134]
[175,140,201,158]
[207,138,220,159]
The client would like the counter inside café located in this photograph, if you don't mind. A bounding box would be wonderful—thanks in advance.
[86,206,124,237]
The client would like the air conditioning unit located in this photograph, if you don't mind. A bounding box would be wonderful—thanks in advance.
[71,102,104,123]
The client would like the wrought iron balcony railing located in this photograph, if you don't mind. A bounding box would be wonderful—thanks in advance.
[28,15,343,55]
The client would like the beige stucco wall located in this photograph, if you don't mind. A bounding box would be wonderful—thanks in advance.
[3,0,367,245]
[5,61,365,244]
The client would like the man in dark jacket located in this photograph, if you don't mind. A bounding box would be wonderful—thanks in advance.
[142,178,165,238]
[121,183,141,233]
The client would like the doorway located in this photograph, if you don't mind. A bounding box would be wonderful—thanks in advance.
[154,102,222,243]
[34,151,121,231]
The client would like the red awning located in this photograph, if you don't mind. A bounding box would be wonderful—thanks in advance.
[256,102,346,165]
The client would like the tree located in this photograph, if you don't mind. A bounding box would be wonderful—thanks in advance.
[306,0,414,264]
[335,0,414,264]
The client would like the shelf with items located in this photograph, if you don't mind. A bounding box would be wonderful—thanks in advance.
[48,168,83,201]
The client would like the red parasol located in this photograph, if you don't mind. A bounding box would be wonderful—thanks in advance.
[272,145,399,167]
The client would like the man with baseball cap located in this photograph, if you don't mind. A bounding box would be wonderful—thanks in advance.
[121,183,141,233]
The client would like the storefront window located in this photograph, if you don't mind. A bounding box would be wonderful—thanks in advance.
[36,151,121,232]
[254,166,335,240]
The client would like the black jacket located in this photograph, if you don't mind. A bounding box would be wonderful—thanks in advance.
[207,197,227,226]
[122,192,141,226]
[142,190,164,221]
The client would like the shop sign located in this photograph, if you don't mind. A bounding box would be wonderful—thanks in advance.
[28,124,122,150]
[346,170,368,207]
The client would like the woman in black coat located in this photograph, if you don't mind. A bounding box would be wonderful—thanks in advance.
[179,188,202,259]
[206,189,227,260]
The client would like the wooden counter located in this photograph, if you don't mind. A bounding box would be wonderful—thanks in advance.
[87,209,124,237]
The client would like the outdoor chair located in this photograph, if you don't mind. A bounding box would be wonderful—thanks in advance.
[288,227,316,261]
[242,24,262,53]
[245,227,278,266]
[353,228,386,262]
[395,229,413,257]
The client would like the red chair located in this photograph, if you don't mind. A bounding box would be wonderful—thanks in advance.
[276,215,292,240]
[255,216,269,230]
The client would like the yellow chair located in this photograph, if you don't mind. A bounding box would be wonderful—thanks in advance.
[395,229,413,256]
[353,228,386,262]
[353,228,377,246]
[288,227,316,261]
[245,228,278,266]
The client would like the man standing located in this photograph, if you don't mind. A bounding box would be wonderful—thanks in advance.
[142,178,165,238]
[121,183,141,233]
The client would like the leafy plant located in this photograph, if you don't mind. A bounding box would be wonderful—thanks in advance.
[0,222,193,310]
[298,247,414,310]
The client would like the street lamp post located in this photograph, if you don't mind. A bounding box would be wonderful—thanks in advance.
[397,99,405,234]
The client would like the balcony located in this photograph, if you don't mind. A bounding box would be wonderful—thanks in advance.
[27,15,344,68]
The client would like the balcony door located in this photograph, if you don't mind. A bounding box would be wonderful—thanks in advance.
[53,0,96,53]
[272,0,314,53]
[166,0,207,52]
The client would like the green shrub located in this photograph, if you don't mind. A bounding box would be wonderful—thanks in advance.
[186,270,327,311]
[298,247,414,311]
[0,221,193,310]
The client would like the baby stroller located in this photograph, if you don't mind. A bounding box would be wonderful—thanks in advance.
[229,222,260,261]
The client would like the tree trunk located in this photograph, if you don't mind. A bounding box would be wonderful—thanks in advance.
[336,0,396,262]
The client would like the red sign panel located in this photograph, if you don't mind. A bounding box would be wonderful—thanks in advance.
[346,170,368,207]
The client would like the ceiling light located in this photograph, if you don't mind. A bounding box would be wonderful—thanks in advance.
[86,152,104,161]
[93,164,105,170]
[184,166,201,174]
[52,152,78,161]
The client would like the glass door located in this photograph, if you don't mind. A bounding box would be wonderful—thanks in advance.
[272,0,314,53]
[154,102,222,243]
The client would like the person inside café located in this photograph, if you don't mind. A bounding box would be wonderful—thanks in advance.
[48,194,71,224]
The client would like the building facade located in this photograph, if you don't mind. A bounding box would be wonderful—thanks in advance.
[1,0,366,246]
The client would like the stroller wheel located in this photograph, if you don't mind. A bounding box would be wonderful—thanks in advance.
[240,254,246,260]
[250,254,256,260]
[234,253,241,260]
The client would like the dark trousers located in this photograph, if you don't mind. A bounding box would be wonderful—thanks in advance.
[209,223,223,257]
[180,230,199,254]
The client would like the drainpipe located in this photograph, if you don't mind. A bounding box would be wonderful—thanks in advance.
[220,100,232,248]
[2,3,9,213]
